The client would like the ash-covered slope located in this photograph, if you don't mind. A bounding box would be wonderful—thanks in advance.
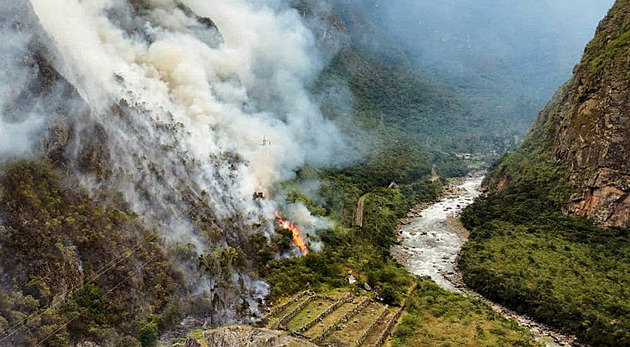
[487,0,630,227]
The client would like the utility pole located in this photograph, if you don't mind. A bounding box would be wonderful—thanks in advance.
[262,136,272,147]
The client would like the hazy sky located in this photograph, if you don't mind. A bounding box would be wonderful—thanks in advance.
[365,0,614,94]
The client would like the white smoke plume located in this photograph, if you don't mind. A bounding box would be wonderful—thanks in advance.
[30,0,349,189]
[0,5,46,158]
[13,0,349,323]
[283,201,332,252]
[23,0,350,241]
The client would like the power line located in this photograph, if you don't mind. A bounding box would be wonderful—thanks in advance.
[36,254,160,347]
[0,232,161,345]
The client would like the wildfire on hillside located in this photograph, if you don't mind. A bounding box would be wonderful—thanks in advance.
[274,210,309,257]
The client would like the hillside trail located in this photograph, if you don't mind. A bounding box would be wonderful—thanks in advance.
[354,193,369,227]
[392,175,578,347]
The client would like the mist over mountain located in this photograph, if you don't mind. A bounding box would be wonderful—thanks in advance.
[332,0,614,151]
[368,0,612,76]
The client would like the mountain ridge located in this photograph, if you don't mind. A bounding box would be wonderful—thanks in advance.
[485,0,630,228]
[460,1,630,344]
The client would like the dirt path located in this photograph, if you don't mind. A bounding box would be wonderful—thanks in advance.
[392,174,578,347]
[354,193,368,227]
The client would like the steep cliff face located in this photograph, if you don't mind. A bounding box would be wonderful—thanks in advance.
[491,0,630,228]
[556,0,630,227]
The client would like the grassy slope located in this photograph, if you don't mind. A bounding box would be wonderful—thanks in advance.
[317,45,470,177]
[393,279,536,347]
[314,1,515,175]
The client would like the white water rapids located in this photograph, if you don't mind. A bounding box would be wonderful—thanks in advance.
[393,176,482,290]
[393,175,576,346]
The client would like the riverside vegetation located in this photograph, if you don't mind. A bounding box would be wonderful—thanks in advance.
[263,160,539,346]
[459,133,630,346]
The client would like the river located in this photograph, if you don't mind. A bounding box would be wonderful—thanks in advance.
[391,175,482,290]
[392,175,577,347]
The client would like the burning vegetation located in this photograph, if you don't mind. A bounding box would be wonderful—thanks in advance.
[275,210,309,256]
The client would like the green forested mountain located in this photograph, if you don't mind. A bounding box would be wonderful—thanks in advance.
[460,1,630,344]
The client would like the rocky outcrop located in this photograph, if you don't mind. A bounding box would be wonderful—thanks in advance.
[201,326,317,347]
[569,170,630,227]
[491,0,630,228]
[551,0,630,227]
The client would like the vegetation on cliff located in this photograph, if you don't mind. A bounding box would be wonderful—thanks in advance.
[459,1,630,338]
[460,149,630,344]
[0,161,189,346]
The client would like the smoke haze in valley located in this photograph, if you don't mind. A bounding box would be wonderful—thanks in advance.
[335,0,615,138]
[362,0,614,91]
[0,2,45,158]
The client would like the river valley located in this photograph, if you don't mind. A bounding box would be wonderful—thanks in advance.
[392,175,483,290]
[392,175,578,347]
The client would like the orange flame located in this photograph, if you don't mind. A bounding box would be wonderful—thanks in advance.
[275,210,309,256]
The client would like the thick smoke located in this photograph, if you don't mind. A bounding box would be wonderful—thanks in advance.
[30,0,350,188]
[24,0,350,238]
[283,201,332,252]
[9,0,350,323]
[0,4,46,158]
